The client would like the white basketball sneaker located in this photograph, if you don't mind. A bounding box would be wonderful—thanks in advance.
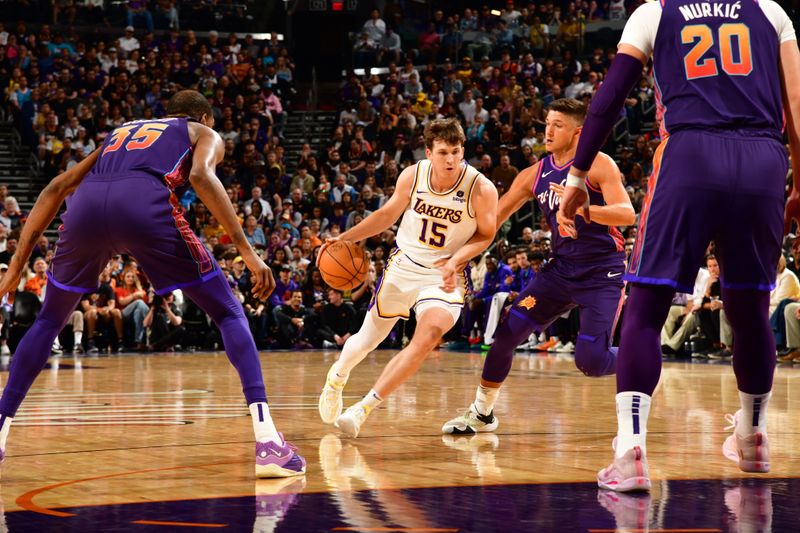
[442,404,499,435]
[336,404,372,438]
[318,365,346,424]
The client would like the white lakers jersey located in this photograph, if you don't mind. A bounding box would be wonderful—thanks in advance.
[396,159,482,268]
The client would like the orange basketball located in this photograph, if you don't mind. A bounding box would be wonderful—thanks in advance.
[318,240,369,290]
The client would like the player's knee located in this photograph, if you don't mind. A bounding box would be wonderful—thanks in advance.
[410,328,443,353]
[574,335,614,377]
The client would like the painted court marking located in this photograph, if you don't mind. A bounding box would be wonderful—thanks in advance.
[131,520,227,528]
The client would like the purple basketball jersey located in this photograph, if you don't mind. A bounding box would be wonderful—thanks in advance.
[50,116,215,294]
[532,155,625,263]
[88,117,194,185]
[653,0,783,139]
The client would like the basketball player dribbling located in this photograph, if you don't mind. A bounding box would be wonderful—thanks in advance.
[441,98,635,435]
[317,118,498,437]
[559,0,800,491]
[0,90,305,477]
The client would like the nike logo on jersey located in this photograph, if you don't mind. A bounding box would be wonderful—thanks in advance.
[542,170,554,177]
[416,190,426,194]
[607,272,622,278]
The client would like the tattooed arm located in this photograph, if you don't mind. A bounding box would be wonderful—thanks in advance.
[0,148,101,297]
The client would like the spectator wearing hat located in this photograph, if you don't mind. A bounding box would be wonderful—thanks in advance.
[411,92,433,120]
[118,26,140,56]
[456,56,474,82]
[270,265,300,310]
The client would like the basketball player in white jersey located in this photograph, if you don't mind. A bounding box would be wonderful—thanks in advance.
[317,118,498,437]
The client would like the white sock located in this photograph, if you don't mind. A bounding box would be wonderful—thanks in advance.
[248,402,281,444]
[74,331,83,347]
[0,415,12,450]
[359,389,383,411]
[474,384,500,416]
[330,362,350,385]
[737,390,771,438]
[615,392,651,458]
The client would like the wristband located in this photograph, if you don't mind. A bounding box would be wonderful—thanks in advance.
[566,173,588,191]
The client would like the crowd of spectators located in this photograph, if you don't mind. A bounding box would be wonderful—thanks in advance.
[0,1,797,356]
[2,0,257,33]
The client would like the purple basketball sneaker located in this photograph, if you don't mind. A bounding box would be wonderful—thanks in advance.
[255,434,306,478]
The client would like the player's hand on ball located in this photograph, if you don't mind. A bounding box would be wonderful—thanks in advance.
[316,237,341,267]
[244,252,276,300]
[434,257,458,293]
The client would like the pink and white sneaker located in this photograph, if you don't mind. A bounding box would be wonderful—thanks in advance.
[597,489,652,530]
[723,410,770,473]
[597,446,651,492]
[724,483,773,531]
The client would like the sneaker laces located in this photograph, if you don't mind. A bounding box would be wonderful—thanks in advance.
[724,410,741,431]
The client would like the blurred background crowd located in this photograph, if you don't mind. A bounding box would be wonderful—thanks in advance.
[0,0,799,360]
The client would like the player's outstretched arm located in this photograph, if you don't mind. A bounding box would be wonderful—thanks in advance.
[188,124,275,300]
[496,162,539,231]
[334,164,415,244]
[562,39,647,223]
[435,176,498,291]
[0,148,101,298]
[780,39,800,234]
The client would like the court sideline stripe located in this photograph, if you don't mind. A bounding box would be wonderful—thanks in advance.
[131,520,227,528]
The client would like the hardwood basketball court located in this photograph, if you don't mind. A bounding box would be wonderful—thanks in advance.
[0,349,796,531]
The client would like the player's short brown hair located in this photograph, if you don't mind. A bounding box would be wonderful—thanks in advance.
[167,90,213,121]
[423,118,466,150]
[547,98,587,124]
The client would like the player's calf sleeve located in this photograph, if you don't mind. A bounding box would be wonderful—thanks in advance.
[0,283,82,417]
[616,284,674,395]
[574,334,617,377]
[720,288,775,395]
[336,311,396,376]
[481,310,538,383]
[183,271,266,404]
